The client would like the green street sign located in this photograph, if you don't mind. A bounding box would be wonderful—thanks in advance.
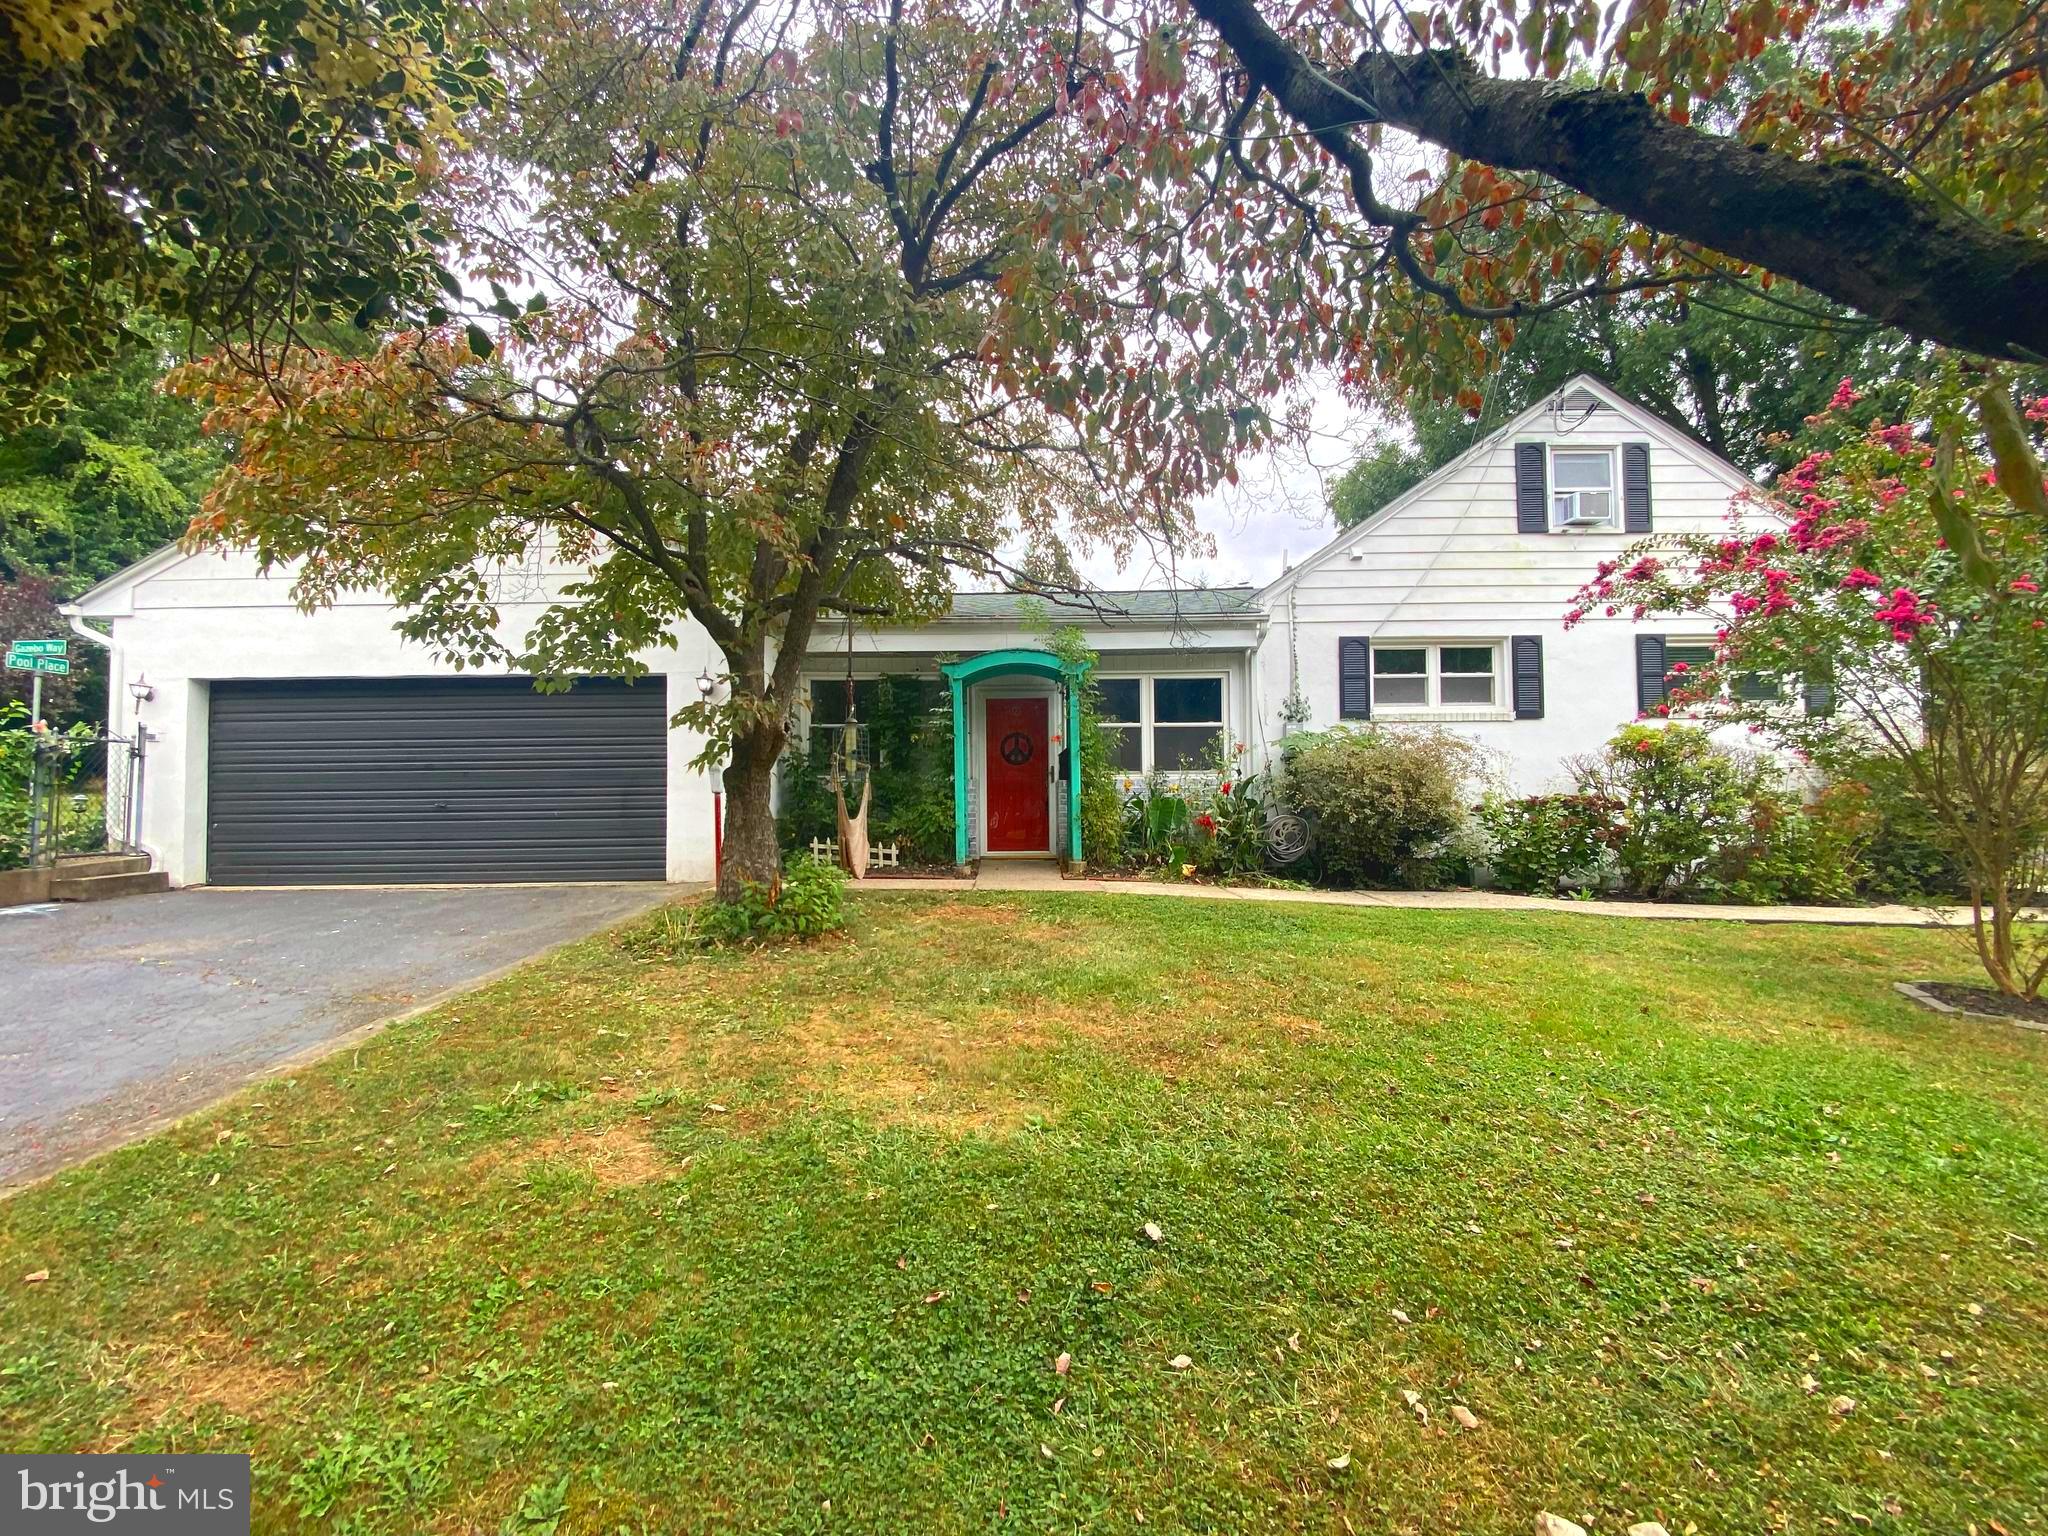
[5,654,69,675]
[5,638,66,658]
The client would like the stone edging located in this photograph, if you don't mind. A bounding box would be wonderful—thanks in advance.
[1893,980,2048,1034]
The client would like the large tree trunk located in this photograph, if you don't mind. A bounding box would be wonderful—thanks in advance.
[718,717,786,902]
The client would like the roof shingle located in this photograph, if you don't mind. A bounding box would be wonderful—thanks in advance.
[941,587,1258,622]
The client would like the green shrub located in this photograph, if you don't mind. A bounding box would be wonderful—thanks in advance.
[1830,757,1970,902]
[778,678,955,865]
[1278,726,1477,887]
[1702,779,1871,905]
[1205,761,1268,879]
[775,741,838,856]
[1476,793,1621,894]
[1567,725,1759,899]
[1115,738,1269,881]
[624,857,848,953]
[1565,725,1874,904]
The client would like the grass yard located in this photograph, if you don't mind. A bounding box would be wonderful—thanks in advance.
[3,894,2045,1535]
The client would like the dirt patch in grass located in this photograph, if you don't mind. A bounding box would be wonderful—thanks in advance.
[473,1121,676,1188]
[700,1004,1062,1134]
[97,1326,304,1442]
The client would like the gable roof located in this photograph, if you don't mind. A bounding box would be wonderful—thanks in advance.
[59,540,199,617]
[1259,373,1755,600]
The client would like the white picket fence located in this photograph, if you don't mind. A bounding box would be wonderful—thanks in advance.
[806,838,900,870]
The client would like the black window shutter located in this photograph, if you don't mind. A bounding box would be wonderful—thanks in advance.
[1623,442,1653,533]
[1338,637,1372,719]
[1635,634,1668,715]
[1803,671,1835,718]
[1514,441,1548,533]
[1511,636,1544,719]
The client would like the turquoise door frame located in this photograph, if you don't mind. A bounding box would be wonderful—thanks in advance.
[941,648,1089,868]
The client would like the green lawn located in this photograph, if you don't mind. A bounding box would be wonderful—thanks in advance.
[3,895,2045,1535]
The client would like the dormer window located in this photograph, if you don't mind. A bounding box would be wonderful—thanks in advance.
[1550,448,1616,530]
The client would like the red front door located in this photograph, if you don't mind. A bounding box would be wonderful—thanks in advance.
[984,696,1050,852]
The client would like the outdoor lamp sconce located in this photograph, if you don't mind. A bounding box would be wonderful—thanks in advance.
[129,677,155,706]
[696,667,720,702]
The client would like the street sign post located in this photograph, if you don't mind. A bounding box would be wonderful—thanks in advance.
[6,638,71,742]
[5,655,70,675]
[6,638,71,860]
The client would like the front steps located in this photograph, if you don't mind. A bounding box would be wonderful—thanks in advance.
[49,854,171,902]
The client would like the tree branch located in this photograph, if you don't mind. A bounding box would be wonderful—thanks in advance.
[1185,0,2048,361]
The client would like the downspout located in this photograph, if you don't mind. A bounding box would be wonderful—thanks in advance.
[1243,629,1265,771]
[62,611,118,732]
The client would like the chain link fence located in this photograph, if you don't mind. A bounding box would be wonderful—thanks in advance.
[15,733,143,867]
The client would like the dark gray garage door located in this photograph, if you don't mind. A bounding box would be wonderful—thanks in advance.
[207,677,666,884]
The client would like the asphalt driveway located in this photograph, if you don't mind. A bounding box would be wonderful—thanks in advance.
[0,883,669,1189]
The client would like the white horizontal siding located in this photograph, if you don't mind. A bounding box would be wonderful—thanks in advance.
[1251,378,1767,788]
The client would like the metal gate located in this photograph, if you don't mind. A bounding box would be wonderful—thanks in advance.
[23,731,145,866]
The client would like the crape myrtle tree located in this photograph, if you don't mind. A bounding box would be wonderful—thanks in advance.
[173,0,1316,899]
[1569,377,2048,998]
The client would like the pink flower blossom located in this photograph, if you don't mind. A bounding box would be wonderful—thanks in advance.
[2013,576,2041,594]
[1841,568,1881,590]
[2026,397,2048,424]
[1872,587,1937,643]
[1828,377,1861,410]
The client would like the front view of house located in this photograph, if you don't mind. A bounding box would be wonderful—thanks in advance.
[62,375,1785,887]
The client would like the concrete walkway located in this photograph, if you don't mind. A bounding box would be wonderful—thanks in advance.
[866,859,1973,927]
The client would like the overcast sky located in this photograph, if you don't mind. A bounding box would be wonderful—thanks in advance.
[1071,384,1384,592]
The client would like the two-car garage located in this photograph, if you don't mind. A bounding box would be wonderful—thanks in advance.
[205,677,668,884]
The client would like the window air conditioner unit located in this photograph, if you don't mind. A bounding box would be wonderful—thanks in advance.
[1557,508,1609,529]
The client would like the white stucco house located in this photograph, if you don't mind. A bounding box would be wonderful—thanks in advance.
[60,373,1790,887]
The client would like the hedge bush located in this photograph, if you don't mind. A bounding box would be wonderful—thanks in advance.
[1278,726,1477,887]
[1552,725,1872,904]
[1474,793,1621,895]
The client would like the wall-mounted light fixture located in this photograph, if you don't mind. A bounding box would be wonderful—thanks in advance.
[696,667,719,702]
[128,676,155,707]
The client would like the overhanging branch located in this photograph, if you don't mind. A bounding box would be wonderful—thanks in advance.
[1186,0,2048,361]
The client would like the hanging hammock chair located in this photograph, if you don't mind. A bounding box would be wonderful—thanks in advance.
[830,633,871,878]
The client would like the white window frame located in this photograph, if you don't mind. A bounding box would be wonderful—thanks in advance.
[1369,641,1507,718]
[1095,671,1230,777]
[1094,673,1144,776]
[1549,444,1619,531]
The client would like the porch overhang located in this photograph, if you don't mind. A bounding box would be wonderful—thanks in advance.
[940,648,1090,868]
